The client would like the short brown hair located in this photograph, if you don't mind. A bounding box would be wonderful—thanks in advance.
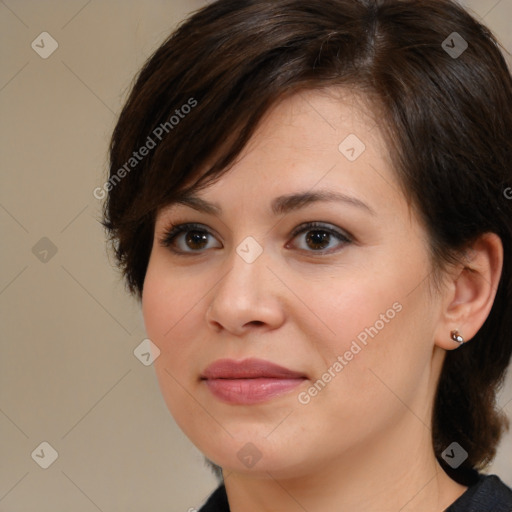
[104,0,512,481]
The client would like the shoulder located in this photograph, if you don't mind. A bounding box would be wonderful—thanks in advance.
[196,477,512,512]
[446,474,512,512]
[197,485,229,512]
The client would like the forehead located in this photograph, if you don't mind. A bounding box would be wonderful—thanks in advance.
[241,88,384,154]
[164,88,398,207]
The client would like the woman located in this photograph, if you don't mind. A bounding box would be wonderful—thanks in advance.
[103,0,512,510]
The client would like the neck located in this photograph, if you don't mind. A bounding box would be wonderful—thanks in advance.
[223,417,467,512]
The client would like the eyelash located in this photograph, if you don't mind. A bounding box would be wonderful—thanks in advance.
[159,221,353,256]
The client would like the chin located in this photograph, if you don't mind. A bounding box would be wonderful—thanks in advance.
[196,435,316,480]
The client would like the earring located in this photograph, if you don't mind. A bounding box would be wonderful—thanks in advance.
[450,330,465,346]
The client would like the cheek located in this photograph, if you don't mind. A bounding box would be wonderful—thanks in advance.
[142,270,174,350]
[142,247,206,335]
[142,256,202,376]
[293,269,404,360]
[142,260,207,429]
[299,254,436,400]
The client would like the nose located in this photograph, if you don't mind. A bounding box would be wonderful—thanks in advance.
[205,244,286,336]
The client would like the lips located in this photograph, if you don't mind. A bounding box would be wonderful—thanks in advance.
[201,358,305,380]
[200,358,306,404]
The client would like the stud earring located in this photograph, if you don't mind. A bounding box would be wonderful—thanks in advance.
[450,330,465,346]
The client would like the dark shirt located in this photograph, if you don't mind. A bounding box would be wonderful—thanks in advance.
[198,474,512,511]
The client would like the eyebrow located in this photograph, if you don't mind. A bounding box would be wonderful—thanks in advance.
[171,189,375,216]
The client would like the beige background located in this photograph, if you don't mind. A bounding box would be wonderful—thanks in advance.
[1,1,511,510]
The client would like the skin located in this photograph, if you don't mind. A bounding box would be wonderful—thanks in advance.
[142,89,503,511]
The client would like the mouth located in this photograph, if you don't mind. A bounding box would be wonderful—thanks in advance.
[200,358,307,405]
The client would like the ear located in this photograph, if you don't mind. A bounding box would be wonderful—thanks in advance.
[434,233,503,351]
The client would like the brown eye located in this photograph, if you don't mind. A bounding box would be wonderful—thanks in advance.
[161,223,222,254]
[184,230,209,250]
[305,230,332,250]
[289,222,351,254]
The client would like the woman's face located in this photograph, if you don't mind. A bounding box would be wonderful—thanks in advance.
[143,89,446,478]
